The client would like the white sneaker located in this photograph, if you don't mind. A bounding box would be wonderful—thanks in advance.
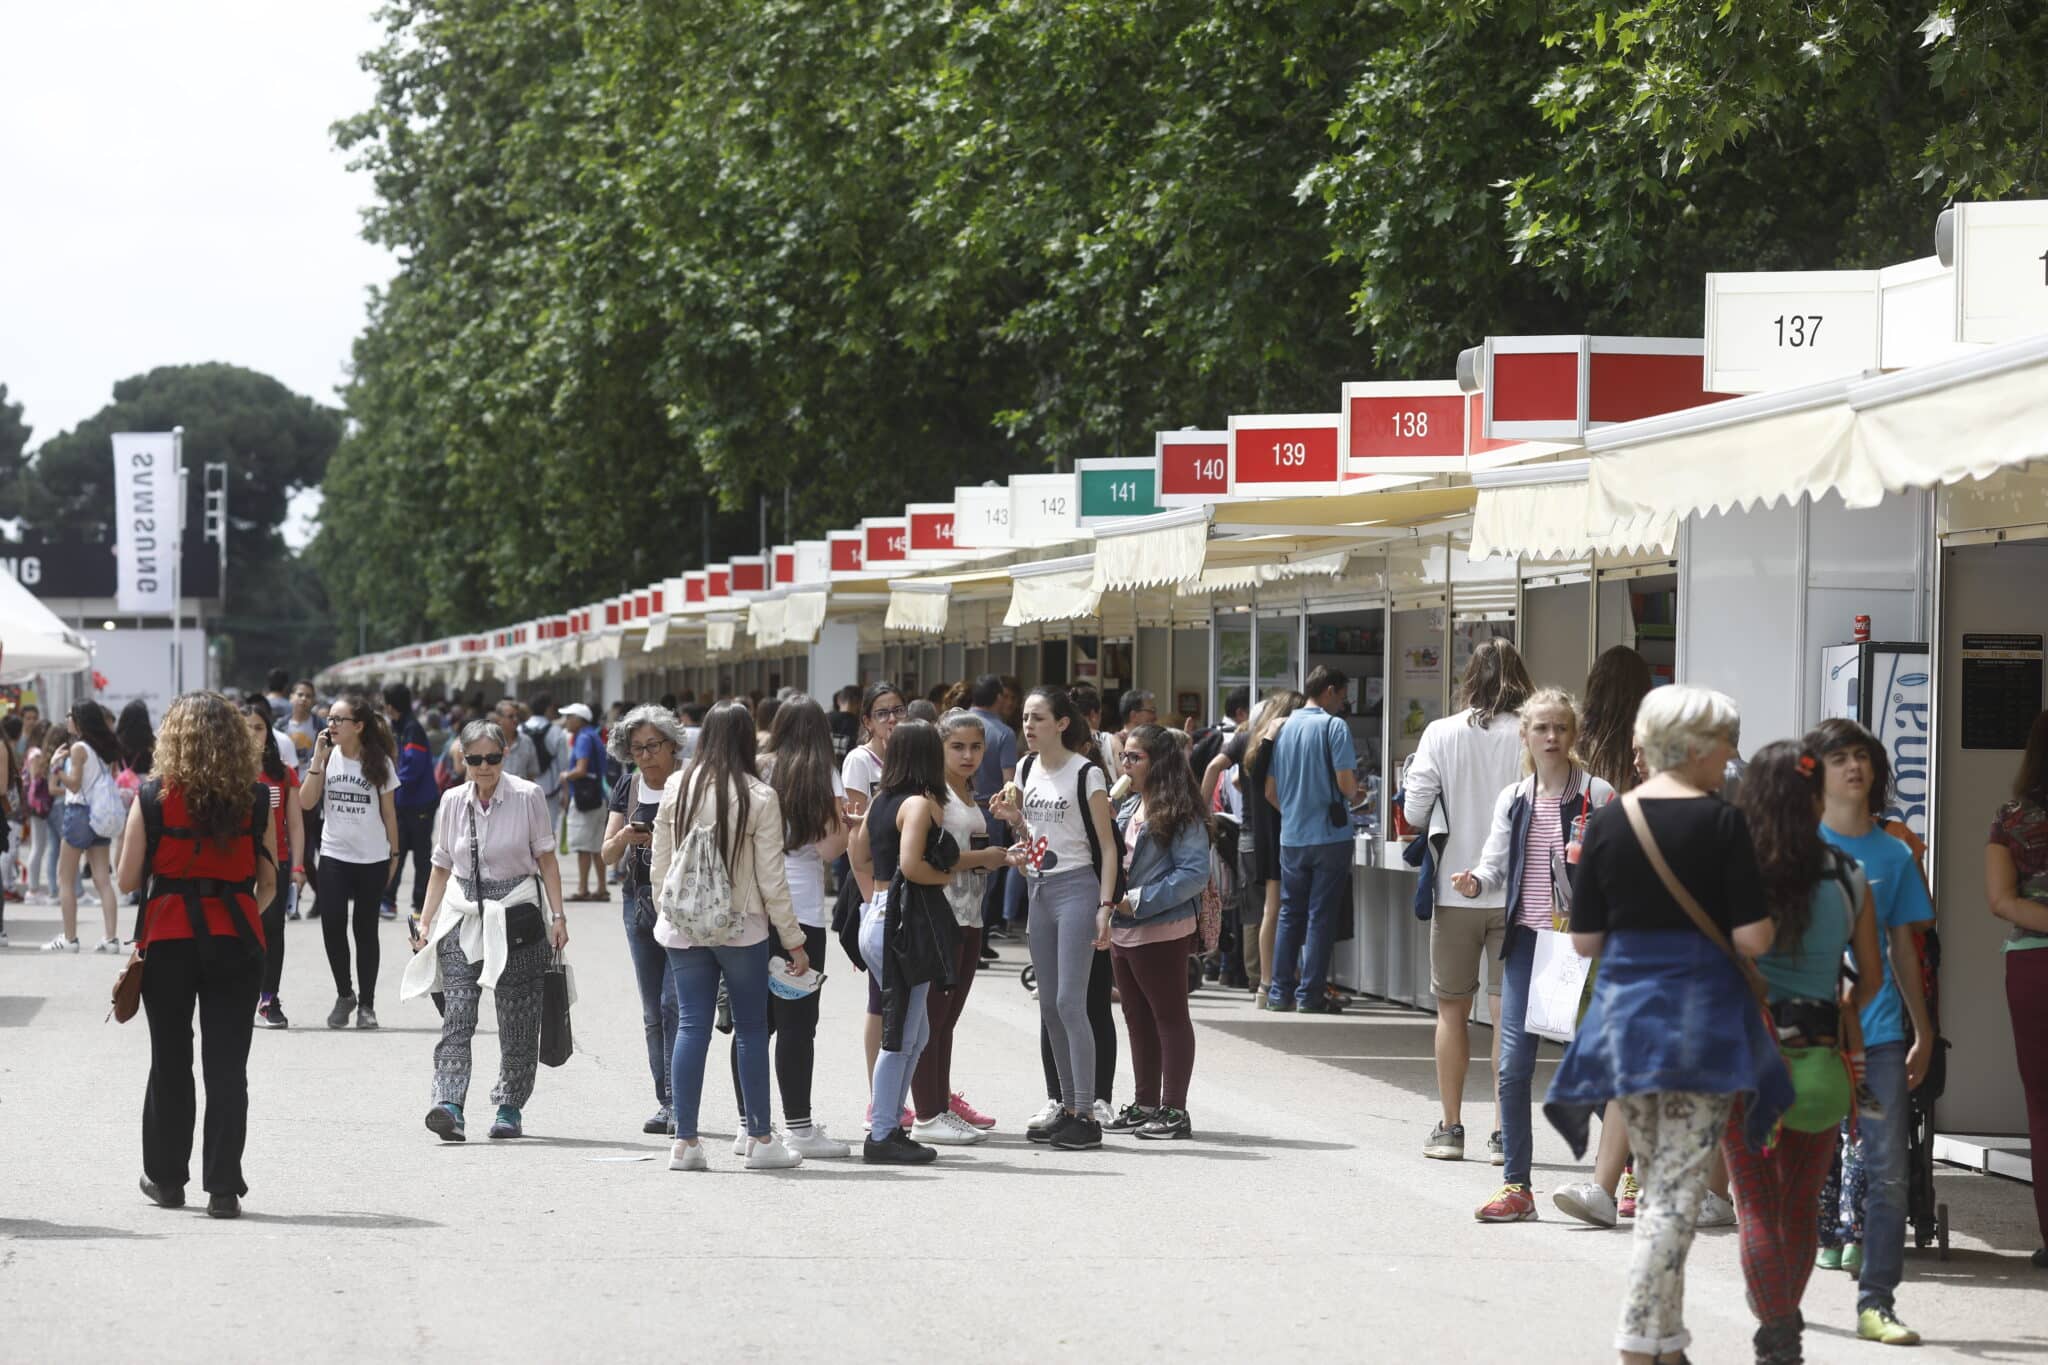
[1552,1180,1619,1228]
[41,934,78,952]
[94,937,124,954]
[668,1140,708,1172]
[784,1125,851,1159]
[1091,1098,1115,1126]
[744,1134,804,1170]
[911,1111,989,1146]
[1696,1191,1737,1228]
[732,1132,756,1157]
[1026,1097,1064,1129]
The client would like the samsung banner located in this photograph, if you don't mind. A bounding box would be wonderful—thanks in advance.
[110,432,180,614]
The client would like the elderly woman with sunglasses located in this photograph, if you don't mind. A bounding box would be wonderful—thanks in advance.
[401,719,569,1143]
[600,704,690,1135]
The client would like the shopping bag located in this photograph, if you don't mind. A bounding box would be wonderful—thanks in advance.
[539,952,574,1067]
[1525,928,1592,1044]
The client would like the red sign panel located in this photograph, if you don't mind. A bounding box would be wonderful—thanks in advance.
[1160,440,1229,499]
[1588,352,1723,423]
[604,602,620,626]
[830,535,863,573]
[774,551,795,585]
[909,510,955,552]
[1232,423,1339,486]
[1346,392,1466,461]
[685,574,706,604]
[1466,393,1514,456]
[650,590,663,614]
[634,592,650,618]
[708,568,730,598]
[865,523,908,563]
[731,560,766,593]
[1491,352,1581,424]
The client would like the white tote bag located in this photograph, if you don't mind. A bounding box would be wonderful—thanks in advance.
[1524,928,1593,1044]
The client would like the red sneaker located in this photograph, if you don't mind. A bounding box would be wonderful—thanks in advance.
[1475,1184,1538,1223]
[949,1091,997,1130]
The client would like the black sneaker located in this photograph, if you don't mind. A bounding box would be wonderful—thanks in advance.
[257,999,289,1029]
[1050,1113,1103,1150]
[378,902,398,921]
[326,993,357,1029]
[1025,1102,1065,1143]
[1136,1107,1193,1141]
[1102,1102,1157,1134]
[863,1127,937,1165]
[1298,997,1346,1015]
[978,941,998,964]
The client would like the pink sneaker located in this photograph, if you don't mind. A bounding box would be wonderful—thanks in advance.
[949,1091,997,1130]
[862,1103,918,1131]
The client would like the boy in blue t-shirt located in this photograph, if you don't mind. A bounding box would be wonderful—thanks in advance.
[1810,718,1934,1348]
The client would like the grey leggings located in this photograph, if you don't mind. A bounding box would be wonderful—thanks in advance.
[1028,870,1104,1110]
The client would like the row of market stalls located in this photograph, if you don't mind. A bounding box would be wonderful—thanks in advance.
[324,200,2048,1171]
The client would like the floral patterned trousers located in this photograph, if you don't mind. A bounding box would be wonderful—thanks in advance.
[1615,1090,1734,1357]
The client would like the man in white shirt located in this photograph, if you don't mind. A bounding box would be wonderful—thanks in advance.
[1400,638,1533,1164]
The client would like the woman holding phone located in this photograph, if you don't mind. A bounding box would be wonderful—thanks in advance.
[601,705,688,1135]
[842,681,908,1109]
[298,692,400,1030]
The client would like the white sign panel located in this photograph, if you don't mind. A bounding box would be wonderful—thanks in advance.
[1878,257,1967,370]
[1952,200,2048,344]
[1008,473,1081,545]
[1704,270,1881,393]
[790,539,831,586]
[110,431,181,614]
[952,486,1013,549]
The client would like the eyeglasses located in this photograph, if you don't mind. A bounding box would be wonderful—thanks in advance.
[1119,752,1145,766]
[330,715,360,726]
[630,740,671,756]
[871,706,908,722]
[464,752,505,767]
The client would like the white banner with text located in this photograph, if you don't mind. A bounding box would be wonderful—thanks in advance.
[110,432,181,614]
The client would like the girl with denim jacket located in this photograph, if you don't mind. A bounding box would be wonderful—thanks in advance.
[1100,725,1213,1141]
[1452,689,1614,1223]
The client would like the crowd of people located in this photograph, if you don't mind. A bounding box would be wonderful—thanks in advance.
[10,643,2044,1362]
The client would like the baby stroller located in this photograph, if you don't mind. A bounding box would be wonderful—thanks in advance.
[1906,922,1951,1259]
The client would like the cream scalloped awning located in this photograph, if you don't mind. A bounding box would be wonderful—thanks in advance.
[1175,549,1353,596]
[783,589,827,644]
[1089,506,1210,591]
[1469,479,1677,561]
[705,618,737,653]
[885,579,950,634]
[643,618,670,652]
[1004,555,1099,626]
[749,595,787,647]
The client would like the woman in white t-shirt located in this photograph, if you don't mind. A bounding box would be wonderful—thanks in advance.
[989,686,1122,1151]
[45,702,125,953]
[733,696,852,1159]
[298,692,401,1030]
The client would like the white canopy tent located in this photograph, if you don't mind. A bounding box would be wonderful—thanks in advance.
[0,567,90,682]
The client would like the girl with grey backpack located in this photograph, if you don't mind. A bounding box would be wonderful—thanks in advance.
[650,702,812,1172]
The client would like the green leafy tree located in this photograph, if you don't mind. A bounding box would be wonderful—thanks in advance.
[25,364,342,685]
[0,384,30,520]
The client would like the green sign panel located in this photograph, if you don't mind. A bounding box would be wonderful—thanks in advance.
[1078,465,1161,521]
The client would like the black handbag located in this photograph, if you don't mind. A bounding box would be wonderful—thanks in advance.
[470,805,548,948]
[571,775,604,812]
[539,949,573,1067]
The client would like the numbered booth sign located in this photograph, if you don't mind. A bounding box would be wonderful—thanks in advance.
[1154,430,1233,508]
[1077,457,1162,526]
[952,485,1014,550]
[828,531,866,582]
[1008,472,1082,545]
[906,503,959,558]
[1475,335,1728,443]
[683,571,708,607]
[705,565,732,603]
[769,546,795,589]
[1705,270,1882,393]
[862,517,910,569]
[790,539,831,586]
[1342,380,1468,474]
[1944,200,2048,345]
[1227,412,1343,498]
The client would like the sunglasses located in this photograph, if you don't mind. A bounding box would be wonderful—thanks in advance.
[464,752,505,767]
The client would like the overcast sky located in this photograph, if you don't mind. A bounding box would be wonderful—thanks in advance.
[0,2,394,547]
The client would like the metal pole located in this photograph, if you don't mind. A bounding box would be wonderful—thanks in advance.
[758,494,767,554]
[171,426,185,696]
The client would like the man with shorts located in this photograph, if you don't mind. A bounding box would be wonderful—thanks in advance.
[1400,640,1532,1162]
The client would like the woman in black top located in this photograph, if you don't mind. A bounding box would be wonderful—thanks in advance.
[1241,691,1303,1006]
[599,705,687,1134]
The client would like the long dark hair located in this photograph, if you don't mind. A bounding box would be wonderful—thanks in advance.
[69,701,121,765]
[1581,646,1653,791]
[1459,638,1533,728]
[116,699,155,776]
[1027,686,1094,758]
[679,701,757,874]
[241,695,289,783]
[2017,709,2048,807]
[859,681,905,742]
[336,690,396,788]
[1735,740,1827,950]
[878,719,948,803]
[1127,724,1209,849]
[767,695,838,851]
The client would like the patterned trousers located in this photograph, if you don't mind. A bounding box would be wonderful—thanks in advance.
[1724,1102,1836,1329]
[1615,1090,1734,1358]
[432,931,548,1110]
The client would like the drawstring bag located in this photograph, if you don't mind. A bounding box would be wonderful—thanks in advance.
[655,775,740,945]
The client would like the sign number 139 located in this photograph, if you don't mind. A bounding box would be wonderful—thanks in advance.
[1271,440,1307,467]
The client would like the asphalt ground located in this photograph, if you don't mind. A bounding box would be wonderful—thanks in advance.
[1,869,2040,1363]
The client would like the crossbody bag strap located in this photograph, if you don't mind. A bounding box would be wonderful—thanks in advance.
[1620,793,1768,1004]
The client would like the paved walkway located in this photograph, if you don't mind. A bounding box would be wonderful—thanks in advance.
[1,881,2040,1362]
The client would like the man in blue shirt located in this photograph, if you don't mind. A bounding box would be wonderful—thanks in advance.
[381,682,439,924]
[1265,666,1359,1013]
[1810,718,1934,1347]
[968,674,1019,947]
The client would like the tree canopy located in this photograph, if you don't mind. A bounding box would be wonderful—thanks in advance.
[21,363,342,685]
[323,0,2047,647]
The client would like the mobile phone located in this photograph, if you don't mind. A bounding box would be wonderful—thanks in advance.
[630,820,653,834]
[969,832,991,851]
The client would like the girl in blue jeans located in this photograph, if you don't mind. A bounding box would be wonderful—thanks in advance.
[650,702,811,1172]
[1452,688,1614,1222]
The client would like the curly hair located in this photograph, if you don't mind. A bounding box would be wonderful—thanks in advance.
[1735,740,1827,950]
[155,691,260,841]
